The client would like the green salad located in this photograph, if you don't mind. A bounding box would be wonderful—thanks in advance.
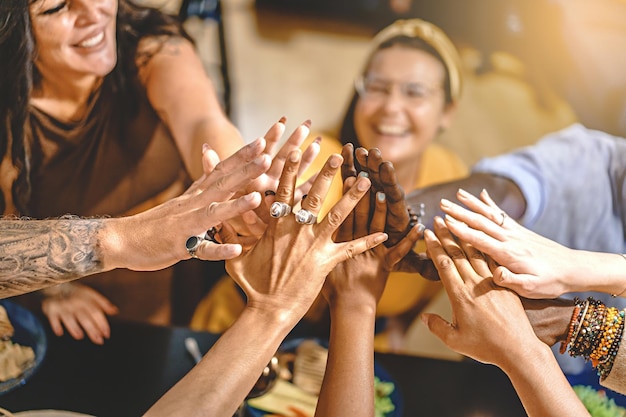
[573,385,626,417]
[374,376,396,417]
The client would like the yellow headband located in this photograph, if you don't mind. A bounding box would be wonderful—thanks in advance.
[368,19,463,102]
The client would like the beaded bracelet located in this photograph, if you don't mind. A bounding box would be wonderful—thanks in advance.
[560,302,583,355]
[590,307,620,366]
[597,310,625,379]
[569,299,606,359]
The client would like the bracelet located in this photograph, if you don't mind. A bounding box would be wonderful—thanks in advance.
[611,254,626,298]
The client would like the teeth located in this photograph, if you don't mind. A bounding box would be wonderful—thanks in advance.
[78,31,104,48]
[377,125,407,135]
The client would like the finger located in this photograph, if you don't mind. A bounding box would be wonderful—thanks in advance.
[365,148,384,191]
[384,224,421,270]
[370,191,387,234]
[218,222,242,246]
[317,176,371,238]
[454,188,513,232]
[299,154,342,217]
[380,162,409,227]
[201,145,220,175]
[299,136,321,177]
[61,316,85,340]
[393,251,440,281]
[332,232,389,265]
[208,137,267,179]
[442,212,503,256]
[334,176,357,243]
[421,312,455,347]
[458,239,491,278]
[492,266,538,298]
[194,192,263,235]
[354,147,368,173]
[340,143,357,181]
[262,116,287,156]
[433,217,484,286]
[266,120,311,181]
[194,241,243,260]
[80,315,108,345]
[48,315,65,337]
[353,173,371,238]
[423,228,463,295]
[274,149,302,207]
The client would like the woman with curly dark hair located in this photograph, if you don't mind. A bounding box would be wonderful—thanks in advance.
[0,0,244,344]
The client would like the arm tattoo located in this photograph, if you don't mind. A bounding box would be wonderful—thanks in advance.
[0,216,105,298]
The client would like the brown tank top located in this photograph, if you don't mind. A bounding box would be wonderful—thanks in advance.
[22,78,192,324]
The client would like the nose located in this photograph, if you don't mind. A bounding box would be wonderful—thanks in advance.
[74,0,102,25]
[380,86,405,112]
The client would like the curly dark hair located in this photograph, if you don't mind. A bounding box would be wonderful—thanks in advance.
[0,0,192,215]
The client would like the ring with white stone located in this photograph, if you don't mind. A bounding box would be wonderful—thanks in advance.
[295,209,317,225]
[270,201,292,218]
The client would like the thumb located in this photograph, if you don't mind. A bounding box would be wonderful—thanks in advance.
[492,266,526,293]
[421,313,454,344]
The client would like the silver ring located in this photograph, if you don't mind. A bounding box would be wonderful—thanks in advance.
[185,235,204,258]
[295,209,317,225]
[497,211,507,227]
[270,201,292,218]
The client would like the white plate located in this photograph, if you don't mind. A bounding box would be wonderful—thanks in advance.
[13,411,94,417]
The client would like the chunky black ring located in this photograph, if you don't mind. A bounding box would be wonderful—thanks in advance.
[185,235,203,258]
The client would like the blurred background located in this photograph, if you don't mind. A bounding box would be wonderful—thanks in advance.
[154,0,626,166]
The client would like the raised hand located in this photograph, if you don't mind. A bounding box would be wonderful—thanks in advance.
[223,150,388,322]
[440,188,588,298]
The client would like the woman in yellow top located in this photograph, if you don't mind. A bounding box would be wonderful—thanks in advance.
[191,19,468,351]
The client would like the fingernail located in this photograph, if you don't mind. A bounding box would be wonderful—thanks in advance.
[314,136,322,144]
[458,188,470,197]
[245,192,258,201]
[357,178,370,191]
[329,155,341,168]
[202,143,210,153]
[278,116,287,124]
[376,192,386,202]
[303,119,312,128]
[290,150,300,162]
[375,233,388,244]
[440,198,451,208]
[254,155,267,165]
[444,214,457,223]
[417,223,425,233]
[358,171,369,178]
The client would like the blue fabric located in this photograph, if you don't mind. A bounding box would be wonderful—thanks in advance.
[473,123,626,373]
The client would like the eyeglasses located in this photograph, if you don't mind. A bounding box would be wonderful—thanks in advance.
[354,75,442,106]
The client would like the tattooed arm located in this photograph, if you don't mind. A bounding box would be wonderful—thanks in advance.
[0,217,106,297]
[0,138,273,299]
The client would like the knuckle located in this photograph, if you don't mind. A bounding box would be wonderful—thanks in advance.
[305,194,322,210]
[326,210,343,228]
[436,256,456,271]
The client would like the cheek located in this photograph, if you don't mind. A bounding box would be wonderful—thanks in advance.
[353,100,376,146]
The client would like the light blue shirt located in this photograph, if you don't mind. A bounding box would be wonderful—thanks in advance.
[473,123,626,373]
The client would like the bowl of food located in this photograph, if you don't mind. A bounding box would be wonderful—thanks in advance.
[0,300,47,395]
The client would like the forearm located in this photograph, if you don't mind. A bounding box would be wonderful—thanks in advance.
[569,251,626,296]
[145,306,297,417]
[407,173,526,227]
[0,217,108,297]
[501,341,590,417]
[315,302,376,417]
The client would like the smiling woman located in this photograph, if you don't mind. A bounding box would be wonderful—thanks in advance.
[0,0,244,345]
